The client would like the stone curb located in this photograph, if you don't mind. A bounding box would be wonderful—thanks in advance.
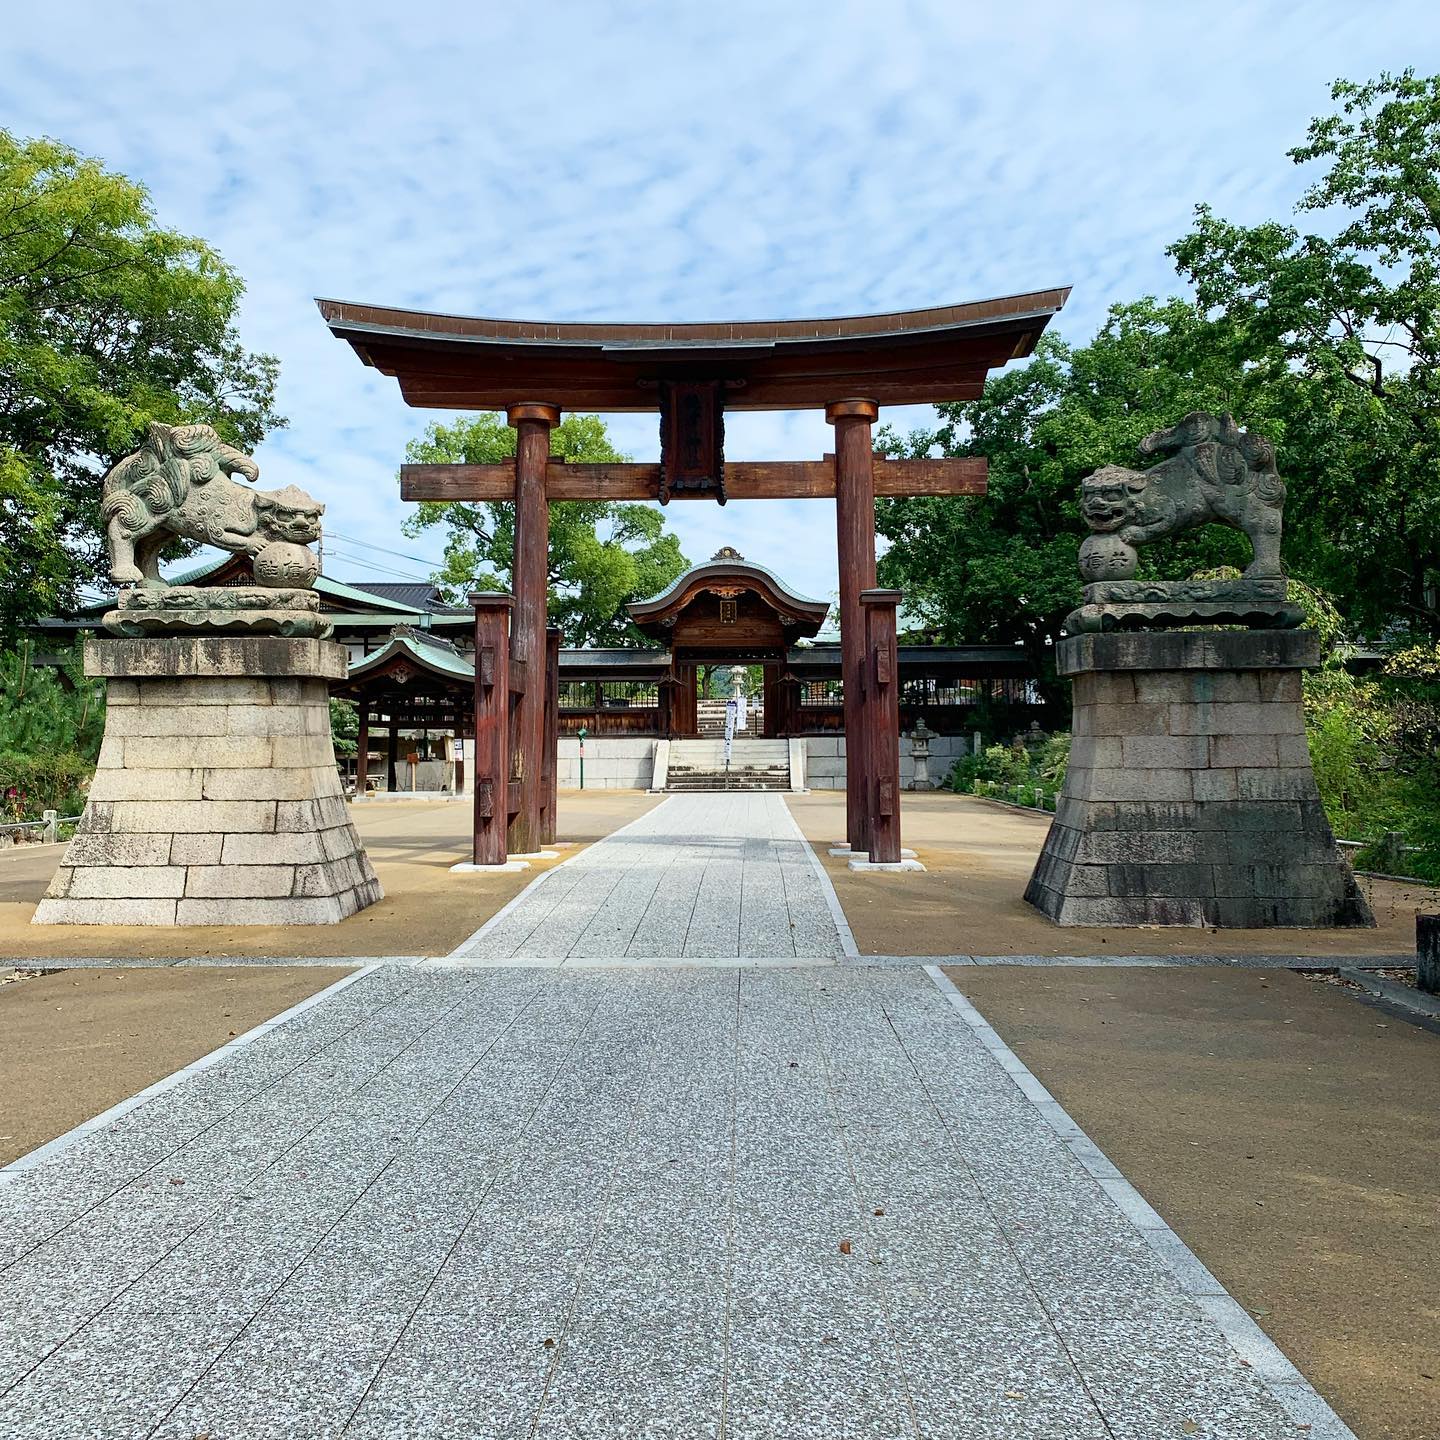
[779,799,860,958]
[923,963,1359,1440]
[0,964,382,1184]
[1337,966,1440,1022]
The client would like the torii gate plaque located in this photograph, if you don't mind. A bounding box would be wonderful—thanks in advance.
[320,289,1068,866]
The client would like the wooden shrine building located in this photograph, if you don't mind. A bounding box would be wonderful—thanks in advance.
[321,289,1068,864]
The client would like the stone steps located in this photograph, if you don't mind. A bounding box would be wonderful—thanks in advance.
[666,769,792,792]
[666,736,791,791]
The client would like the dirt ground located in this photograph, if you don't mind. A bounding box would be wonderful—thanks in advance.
[0,965,352,1165]
[786,790,1432,956]
[949,965,1439,1440]
[0,790,660,962]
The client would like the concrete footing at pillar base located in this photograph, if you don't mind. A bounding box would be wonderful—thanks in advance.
[32,636,383,926]
[1025,630,1374,928]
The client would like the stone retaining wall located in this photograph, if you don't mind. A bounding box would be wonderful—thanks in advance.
[556,736,655,789]
[801,734,969,791]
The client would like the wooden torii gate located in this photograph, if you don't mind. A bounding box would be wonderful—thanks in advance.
[320,290,1068,865]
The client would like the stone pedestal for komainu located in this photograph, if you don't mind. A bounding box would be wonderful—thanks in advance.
[1025,631,1372,926]
[33,419,382,926]
[33,636,382,925]
[1026,409,1373,928]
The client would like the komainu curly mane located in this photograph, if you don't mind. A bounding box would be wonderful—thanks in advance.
[101,421,321,586]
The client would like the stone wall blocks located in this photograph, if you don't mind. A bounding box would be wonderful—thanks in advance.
[1088,769,1192,804]
[1077,830,1227,866]
[106,679,139,706]
[1210,735,1278,769]
[221,832,326,866]
[69,865,186,898]
[1061,863,1109,897]
[316,796,350,829]
[1275,733,1314,766]
[1095,703,1171,738]
[170,834,223,865]
[1236,768,1318,802]
[175,896,346,926]
[88,637,347,683]
[226,706,306,738]
[1256,671,1304,704]
[112,800,277,834]
[33,897,178,925]
[322,824,366,862]
[63,834,173,868]
[89,768,203,803]
[1060,630,1320,676]
[43,868,72,898]
[1191,769,1239,802]
[291,862,345,898]
[133,678,275,708]
[95,736,124,770]
[125,736,273,770]
[200,768,310,801]
[1120,736,1211,769]
[1091,673,1138,705]
[270,735,334,768]
[185,864,295,898]
[76,803,113,835]
[1206,673,1262,703]
[103,708,229,738]
[1133,674,1191,703]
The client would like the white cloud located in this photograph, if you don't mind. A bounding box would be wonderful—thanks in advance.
[8,0,1440,600]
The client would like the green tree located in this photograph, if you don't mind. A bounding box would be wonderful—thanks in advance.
[0,132,283,640]
[876,299,1266,670]
[1169,69,1440,635]
[0,638,105,818]
[403,412,689,644]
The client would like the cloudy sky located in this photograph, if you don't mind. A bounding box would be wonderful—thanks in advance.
[8,1,1439,605]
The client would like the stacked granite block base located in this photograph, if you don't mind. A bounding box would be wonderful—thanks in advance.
[33,636,382,926]
[1026,630,1373,928]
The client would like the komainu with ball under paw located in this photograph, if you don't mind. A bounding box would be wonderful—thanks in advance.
[1078,411,1285,578]
[101,421,323,586]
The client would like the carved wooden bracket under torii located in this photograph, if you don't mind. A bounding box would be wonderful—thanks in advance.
[657,379,730,505]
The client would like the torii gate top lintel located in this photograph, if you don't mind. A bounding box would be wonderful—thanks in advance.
[317,288,1069,413]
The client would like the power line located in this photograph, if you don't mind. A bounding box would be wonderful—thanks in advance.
[326,548,436,584]
[327,529,448,569]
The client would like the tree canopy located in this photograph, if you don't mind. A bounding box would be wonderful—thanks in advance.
[1170,69,1440,635]
[403,412,689,645]
[0,132,283,641]
[876,299,1263,667]
[878,69,1440,653]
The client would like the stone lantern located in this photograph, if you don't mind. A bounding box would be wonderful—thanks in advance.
[909,716,935,792]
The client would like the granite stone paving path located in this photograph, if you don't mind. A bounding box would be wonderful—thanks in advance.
[0,961,1332,1439]
[448,792,851,962]
[0,793,1347,1437]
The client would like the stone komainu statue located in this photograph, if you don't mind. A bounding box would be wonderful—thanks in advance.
[1078,411,1285,581]
[102,421,323,586]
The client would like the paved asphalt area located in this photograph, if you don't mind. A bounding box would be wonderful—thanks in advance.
[0,794,1336,1438]
[450,793,850,962]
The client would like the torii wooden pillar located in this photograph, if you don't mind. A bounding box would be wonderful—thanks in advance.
[828,399,880,854]
[507,403,558,855]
